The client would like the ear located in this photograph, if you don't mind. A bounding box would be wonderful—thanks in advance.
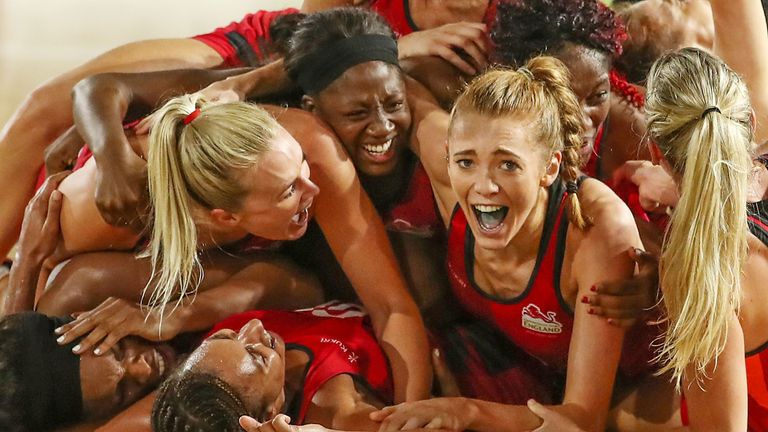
[300,95,316,113]
[540,151,562,187]
[209,208,240,228]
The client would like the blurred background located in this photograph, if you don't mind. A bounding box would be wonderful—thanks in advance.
[0,0,301,126]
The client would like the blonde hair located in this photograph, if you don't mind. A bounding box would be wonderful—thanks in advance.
[144,95,278,319]
[645,48,752,387]
[449,55,589,229]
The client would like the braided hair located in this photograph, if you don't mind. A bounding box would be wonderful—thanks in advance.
[151,371,252,432]
[451,56,589,229]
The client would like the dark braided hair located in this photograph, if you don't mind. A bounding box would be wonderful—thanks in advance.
[151,371,252,432]
[490,0,626,68]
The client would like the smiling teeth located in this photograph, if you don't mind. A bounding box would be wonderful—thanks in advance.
[157,353,166,376]
[475,205,503,213]
[364,139,392,154]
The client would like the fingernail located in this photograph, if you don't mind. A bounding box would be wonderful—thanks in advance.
[581,295,590,304]
[588,308,595,314]
[607,319,615,325]
[56,336,65,343]
[590,285,597,292]
[55,327,63,334]
[93,348,101,355]
[72,344,80,353]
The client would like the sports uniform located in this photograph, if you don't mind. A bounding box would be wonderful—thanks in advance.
[206,302,393,424]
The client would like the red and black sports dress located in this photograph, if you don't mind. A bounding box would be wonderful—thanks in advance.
[439,180,654,402]
[205,302,393,424]
[369,0,497,37]
[193,8,299,67]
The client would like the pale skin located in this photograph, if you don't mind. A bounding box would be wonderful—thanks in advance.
[49,67,430,403]
[371,84,643,430]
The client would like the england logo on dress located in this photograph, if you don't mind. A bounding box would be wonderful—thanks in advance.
[521,304,563,334]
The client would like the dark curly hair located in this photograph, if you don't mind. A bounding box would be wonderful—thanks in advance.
[490,0,627,68]
[152,370,254,432]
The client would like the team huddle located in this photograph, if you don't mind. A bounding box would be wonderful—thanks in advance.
[1,0,767,431]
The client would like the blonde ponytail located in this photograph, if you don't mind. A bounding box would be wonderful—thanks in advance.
[144,95,278,320]
[645,48,753,387]
[450,55,589,229]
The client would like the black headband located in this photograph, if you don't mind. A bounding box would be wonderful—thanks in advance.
[16,313,83,430]
[294,34,399,95]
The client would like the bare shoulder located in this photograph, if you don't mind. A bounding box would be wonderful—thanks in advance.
[577,178,639,246]
[265,106,349,165]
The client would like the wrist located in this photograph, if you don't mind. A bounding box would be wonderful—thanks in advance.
[461,397,480,429]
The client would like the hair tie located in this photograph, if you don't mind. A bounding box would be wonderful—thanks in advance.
[565,180,579,194]
[183,108,202,125]
[700,106,721,119]
[518,67,534,80]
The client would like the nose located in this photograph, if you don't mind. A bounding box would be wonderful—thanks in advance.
[302,177,320,200]
[580,104,596,136]
[239,319,266,343]
[473,171,499,196]
[125,352,154,385]
[366,111,395,138]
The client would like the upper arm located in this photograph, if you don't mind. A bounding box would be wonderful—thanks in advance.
[711,0,768,142]
[562,181,643,430]
[406,78,456,225]
[683,315,748,432]
[301,0,364,12]
[305,374,383,430]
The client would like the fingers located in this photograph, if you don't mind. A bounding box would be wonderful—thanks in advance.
[402,417,427,430]
[526,399,549,418]
[41,190,64,237]
[239,416,264,432]
[56,297,127,354]
[370,406,395,421]
[434,45,477,75]
[45,126,84,174]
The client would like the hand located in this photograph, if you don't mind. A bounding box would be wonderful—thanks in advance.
[95,149,148,232]
[526,400,585,432]
[44,126,85,175]
[198,77,245,104]
[612,160,679,212]
[239,414,326,432]
[370,398,471,431]
[397,22,489,75]
[15,171,68,266]
[584,248,660,328]
[54,297,184,355]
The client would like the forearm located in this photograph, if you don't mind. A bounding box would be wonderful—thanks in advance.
[1,257,43,315]
[237,59,297,100]
[376,304,431,402]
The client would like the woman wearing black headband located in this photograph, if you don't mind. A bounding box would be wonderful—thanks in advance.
[0,178,181,431]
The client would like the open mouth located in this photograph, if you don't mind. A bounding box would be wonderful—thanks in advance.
[291,203,311,225]
[362,138,397,163]
[472,204,509,233]
[155,344,176,379]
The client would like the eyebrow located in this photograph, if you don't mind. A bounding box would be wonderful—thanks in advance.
[452,147,520,157]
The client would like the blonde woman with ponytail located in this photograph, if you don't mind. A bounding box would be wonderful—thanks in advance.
[368,55,644,432]
[640,46,768,431]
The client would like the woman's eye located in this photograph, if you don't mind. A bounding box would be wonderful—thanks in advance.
[501,161,518,171]
[387,101,404,112]
[346,111,367,119]
[284,184,296,199]
[589,90,609,104]
[455,159,473,168]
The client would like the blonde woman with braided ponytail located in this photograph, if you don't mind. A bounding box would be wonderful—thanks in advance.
[369,56,645,432]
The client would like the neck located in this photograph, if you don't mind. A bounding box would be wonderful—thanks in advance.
[283,348,311,405]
